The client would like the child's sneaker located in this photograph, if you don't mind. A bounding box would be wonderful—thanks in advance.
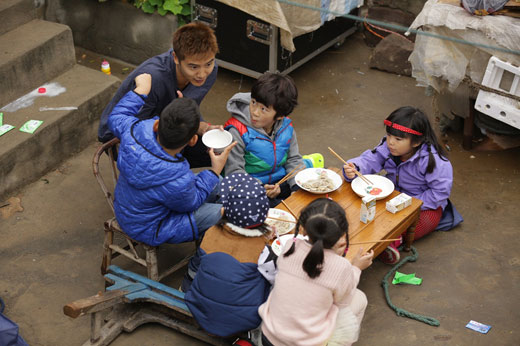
[379,243,400,265]
[302,153,324,168]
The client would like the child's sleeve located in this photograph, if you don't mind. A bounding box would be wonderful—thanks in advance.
[334,260,362,307]
[224,127,247,176]
[107,91,146,138]
[343,140,387,182]
[416,157,453,210]
[257,245,278,285]
[284,131,304,187]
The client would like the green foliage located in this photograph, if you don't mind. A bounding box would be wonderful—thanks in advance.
[133,0,191,21]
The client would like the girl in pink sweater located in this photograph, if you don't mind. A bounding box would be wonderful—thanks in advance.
[258,198,373,346]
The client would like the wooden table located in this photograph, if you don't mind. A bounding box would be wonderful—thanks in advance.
[276,168,423,260]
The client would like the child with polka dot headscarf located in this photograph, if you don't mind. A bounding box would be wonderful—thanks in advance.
[183,173,278,338]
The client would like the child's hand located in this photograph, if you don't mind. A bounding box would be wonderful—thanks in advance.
[264,184,281,199]
[350,248,374,270]
[134,73,152,96]
[209,141,237,176]
[343,162,357,180]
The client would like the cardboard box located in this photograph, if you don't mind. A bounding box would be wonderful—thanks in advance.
[360,195,376,224]
[386,193,412,214]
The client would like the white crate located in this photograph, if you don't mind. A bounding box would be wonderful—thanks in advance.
[474,56,520,130]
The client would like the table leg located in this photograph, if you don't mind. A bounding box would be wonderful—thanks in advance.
[403,219,418,252]
[463,98,475,150]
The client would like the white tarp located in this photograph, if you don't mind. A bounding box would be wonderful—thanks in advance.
[408,0,520,92]
[217,0,362,52]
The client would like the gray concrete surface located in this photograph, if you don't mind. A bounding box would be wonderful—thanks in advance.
[1,33,519,345]
[0,19,76,107]
[45,0,178,66]
[0,0,38,36]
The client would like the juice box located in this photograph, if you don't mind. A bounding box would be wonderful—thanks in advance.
[360,195,376,224]
[386,193,412,214]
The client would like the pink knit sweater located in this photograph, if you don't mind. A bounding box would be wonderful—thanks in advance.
[258,239,362,346]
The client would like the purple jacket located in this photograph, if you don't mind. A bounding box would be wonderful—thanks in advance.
[343,139,453,211]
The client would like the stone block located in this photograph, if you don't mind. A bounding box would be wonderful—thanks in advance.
[0,65,120,200]
[369,33,414,76]
[0,19,76,108]
[0,0,38,36]
[363,6,416,47]
[45,0,178,65]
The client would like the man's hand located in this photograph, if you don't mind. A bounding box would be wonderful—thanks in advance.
[134,74,152,96]
[209,142,237,176]
[264,184,281,199]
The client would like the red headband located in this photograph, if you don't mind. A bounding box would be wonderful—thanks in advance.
[384,120,423,136]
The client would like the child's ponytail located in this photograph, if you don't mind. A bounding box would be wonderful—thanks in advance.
[285,198,349,279]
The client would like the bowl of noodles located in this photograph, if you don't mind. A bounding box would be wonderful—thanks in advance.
[265,208,296,236]
[295,168,343,194]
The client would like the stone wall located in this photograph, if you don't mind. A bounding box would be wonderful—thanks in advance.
[44,0,178,65]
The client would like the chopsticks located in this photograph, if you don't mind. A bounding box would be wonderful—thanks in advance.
[275,164,305,187]
[349,238,400,246]
[266,216,297,224]
[327,147,374,185]
[280,200,298,219]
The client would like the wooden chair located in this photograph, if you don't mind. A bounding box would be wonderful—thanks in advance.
[92,138,193,281]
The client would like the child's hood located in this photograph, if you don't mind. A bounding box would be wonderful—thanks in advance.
[117,119,188,189]
[226,92,252,126]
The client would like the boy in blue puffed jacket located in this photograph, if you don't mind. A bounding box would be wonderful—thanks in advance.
[108,73,235,246]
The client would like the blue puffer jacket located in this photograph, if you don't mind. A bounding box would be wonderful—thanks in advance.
[184,250,271,337]
[108,91,219,246]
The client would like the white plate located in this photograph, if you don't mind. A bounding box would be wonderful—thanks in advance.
[271,234,308,256]
[264,208,296,236]
[295,168,343,194]
[351,174,395,200]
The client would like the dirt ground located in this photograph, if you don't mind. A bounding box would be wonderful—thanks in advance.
[1,32,519,346]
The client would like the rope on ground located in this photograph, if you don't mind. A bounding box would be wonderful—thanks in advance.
[381,246,440,327]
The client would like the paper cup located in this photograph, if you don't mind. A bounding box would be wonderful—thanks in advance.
[202,129,232,154]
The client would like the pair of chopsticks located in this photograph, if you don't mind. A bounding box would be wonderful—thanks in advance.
[327,147,374,185]
[275,164,305,187]
[349,238,400,246]
[266,216,297,224]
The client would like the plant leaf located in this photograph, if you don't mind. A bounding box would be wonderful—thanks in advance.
[157,7,167,15]
[149,0,163,6]
[163,0,182,14]
[142,1,156,13]
[180,5,191,16]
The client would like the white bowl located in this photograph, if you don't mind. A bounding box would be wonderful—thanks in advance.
[265,208,296,236]
[351,174,395,200]
[202,129,232,153]
[295,168,343,194]
[271,234,308,256]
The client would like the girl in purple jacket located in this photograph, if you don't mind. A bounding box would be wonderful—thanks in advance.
[343,106,454,264]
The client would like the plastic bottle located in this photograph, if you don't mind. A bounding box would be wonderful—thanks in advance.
[101,59,111,75]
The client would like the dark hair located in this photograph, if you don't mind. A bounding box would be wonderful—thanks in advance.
[251,72,298,117]
[158,98,200,149]
[379,106,448,174]
[284,198,349,279]
[172,22,219,61]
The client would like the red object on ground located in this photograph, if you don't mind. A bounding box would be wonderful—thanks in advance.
[38,87,46,94]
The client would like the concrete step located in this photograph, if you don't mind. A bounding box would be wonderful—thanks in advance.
[0,0,38,36]
[0,64,120,200]
[0,19,76,108]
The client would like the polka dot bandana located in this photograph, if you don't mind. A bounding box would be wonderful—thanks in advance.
[219,173,270,229]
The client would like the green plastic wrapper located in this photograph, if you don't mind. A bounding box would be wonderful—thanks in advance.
[0,124,15,137]
[19,120,43,134]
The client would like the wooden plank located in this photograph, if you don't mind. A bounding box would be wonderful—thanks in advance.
[63,289,130,318]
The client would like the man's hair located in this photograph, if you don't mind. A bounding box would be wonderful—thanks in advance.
[172,23,219,61]
[251,72,298,117]
[158,98,201,150]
